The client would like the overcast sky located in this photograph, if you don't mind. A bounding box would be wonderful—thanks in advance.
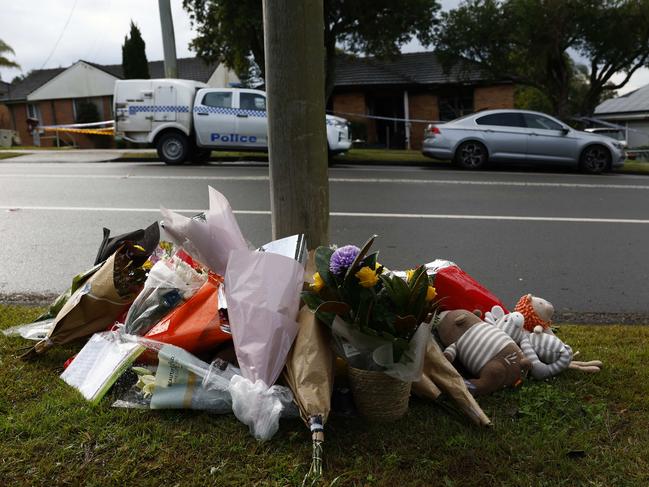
[1,0,646,96]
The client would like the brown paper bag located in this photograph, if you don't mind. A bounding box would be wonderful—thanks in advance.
[27,253,136,356]
[413,337,492,427]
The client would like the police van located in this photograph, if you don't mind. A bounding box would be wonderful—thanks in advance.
[113,79,352,165]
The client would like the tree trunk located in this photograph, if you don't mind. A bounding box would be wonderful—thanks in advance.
[262,0,329,249]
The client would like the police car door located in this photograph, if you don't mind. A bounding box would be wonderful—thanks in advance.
[235,92,268,148]
[193,90,237,147]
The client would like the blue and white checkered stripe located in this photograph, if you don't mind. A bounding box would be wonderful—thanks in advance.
[193,106,267,118]
[128,105,191,115]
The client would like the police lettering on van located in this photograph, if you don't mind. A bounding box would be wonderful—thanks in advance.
[210,133,257,143]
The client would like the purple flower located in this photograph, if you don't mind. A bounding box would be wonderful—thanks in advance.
[330,245,360,275]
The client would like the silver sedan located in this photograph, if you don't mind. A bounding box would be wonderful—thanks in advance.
[422,109,626,174]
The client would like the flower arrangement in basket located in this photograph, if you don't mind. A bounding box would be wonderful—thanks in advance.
[302,236,438,421]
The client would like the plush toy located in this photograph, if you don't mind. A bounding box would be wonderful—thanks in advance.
[514,294,553,332]
[436,310,531,396]
[488,299,602,377]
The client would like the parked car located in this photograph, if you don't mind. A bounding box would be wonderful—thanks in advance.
[422,109,626,174]
[584,127,627,149]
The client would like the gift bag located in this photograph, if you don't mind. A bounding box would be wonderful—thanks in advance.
[429,260,507,315]
[139,274,231,362]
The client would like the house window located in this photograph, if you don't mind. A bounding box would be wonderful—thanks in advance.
[438,89,474,121]
[27,103,41,121]
[73,97,104,123]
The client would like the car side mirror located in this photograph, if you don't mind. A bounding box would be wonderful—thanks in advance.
[561,127,570,136]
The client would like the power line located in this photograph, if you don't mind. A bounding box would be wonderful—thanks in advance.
[39,0,79,70]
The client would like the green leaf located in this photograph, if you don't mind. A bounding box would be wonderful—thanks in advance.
[316,301,351,316]
[314,246,336,289]
[301,291,324,311]
[389,274,411,310]
[342,235,377,286]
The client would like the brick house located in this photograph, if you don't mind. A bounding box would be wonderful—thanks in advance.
[0,58,239,148]
[330,51,515,150]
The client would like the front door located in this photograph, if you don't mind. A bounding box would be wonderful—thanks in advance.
[235,91,268,148]
[193,90,237,147]
[523,113,578,163]
[475,112,528,161]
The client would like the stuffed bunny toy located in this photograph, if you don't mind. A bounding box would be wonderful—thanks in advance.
[486,300,602,378]
[437,309,531,396]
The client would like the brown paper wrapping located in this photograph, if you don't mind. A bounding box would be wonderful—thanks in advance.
[413,337,492,427]
[284,306,334,424]
[30,254,135,355]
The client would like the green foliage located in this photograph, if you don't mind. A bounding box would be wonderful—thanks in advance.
[0,38,20,71]
[435,0,649,117]
[2,306,649,485]
[183,0,441,97]
[121,21,150,80]
[304,237,437,361]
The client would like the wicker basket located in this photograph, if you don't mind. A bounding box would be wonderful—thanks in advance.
[347,367,411,421]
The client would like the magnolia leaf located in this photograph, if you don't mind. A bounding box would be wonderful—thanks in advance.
[314,246,336,289]
[316,300,351,316]
[301,291,324,311]
[394,314,418,335]
[390,274,411,310]
[343,235,377,285]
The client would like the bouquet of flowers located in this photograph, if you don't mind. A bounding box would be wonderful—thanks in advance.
[302,236,437,382]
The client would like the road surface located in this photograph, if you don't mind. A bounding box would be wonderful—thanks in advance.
[1,159,648,322]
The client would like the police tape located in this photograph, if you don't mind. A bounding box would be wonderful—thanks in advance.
[42,127,115,136]
[327,110,440,124]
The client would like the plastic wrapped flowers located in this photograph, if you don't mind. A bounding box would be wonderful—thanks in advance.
[302,236,437,384]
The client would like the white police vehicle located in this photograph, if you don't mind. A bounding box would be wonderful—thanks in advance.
[114,79,352,165]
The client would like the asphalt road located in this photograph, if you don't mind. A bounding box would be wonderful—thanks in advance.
[1,159,648,321]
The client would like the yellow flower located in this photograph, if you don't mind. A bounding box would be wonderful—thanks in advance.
[311,272,325,292]
[374,262,383,273]
[355,266,379,288]
[406,269,415,282]
[426,285,437,302]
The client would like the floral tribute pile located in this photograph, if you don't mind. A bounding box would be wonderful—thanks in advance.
[3,187,601,484]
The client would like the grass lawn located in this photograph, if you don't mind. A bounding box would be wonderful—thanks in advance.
[1,304,647,486]
[0,152,21,160]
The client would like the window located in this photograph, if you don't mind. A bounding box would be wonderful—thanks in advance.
[73,97,104,123]
[27,103,41,121]
[202,91,232,108]
[438,89,474,121]
[476,112,525,128]
[523,113,563,131]
[240,93,266,111]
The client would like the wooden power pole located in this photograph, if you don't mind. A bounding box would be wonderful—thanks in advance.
[262,0,329,249]
[158,0,178,78]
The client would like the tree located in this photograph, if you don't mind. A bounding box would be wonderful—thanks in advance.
[182,0,440,97]
[435,0,649,118]
[122,21,150,79]
[0,39,20,76]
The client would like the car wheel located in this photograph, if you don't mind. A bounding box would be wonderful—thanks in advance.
[579,145,610,174]
[455,141,488,170]
[156,131,189,165]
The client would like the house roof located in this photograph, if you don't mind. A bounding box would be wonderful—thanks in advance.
[1,57,217,102]
[595,84,649,116]
[334,51,495,88]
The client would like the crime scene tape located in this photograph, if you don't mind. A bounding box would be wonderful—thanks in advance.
[42,127,114,136]
[40,120,115,136]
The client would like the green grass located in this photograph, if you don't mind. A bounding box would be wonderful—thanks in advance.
[617,159,649,174]
[0,152,21,160]
[1,304,648,486]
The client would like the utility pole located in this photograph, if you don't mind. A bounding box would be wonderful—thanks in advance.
[262,0,329,248]
[158,0,178,78]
